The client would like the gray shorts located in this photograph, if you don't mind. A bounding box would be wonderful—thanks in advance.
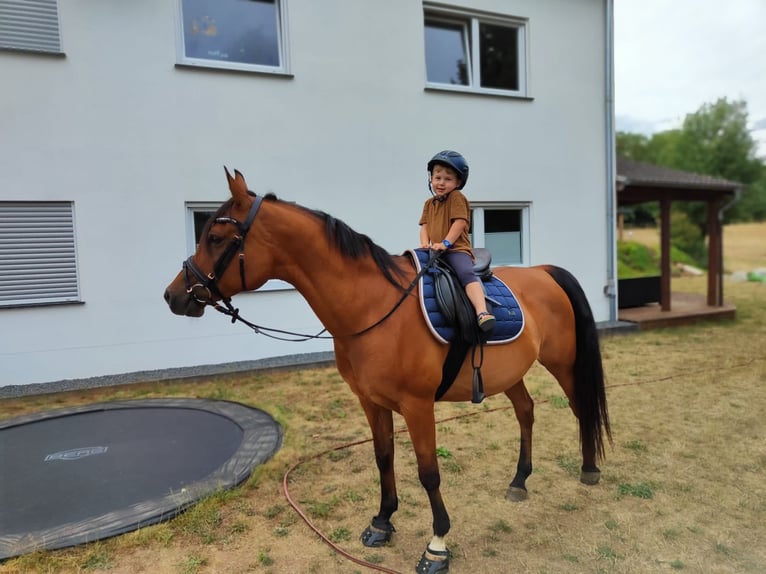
[442,251,478,287]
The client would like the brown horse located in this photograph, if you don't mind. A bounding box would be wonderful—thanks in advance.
[164,169,611,573]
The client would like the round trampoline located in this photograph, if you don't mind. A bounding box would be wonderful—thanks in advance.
[0,398,282,559]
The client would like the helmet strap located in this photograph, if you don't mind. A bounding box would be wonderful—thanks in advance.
[427,176,436,198]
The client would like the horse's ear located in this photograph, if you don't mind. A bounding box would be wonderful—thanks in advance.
[224,166,249,204]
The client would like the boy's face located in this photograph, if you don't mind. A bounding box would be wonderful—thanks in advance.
[430,164,460,197]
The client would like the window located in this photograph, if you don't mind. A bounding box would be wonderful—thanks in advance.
[186,202,290,291]
[0,0,62,54]
[424,5,527,96]
[0,202,80,307]
[176,0,290,74]
[187,203,218,253]
[470,205,530,266]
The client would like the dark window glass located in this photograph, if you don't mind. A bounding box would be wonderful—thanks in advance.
[193,211,215,245]
[469,209,523,265]
[424,20,469,85]
[485,209,521,233]
[479,23,518,91]
[182,0,279,67]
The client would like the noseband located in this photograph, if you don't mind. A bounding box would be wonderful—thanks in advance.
[183,194,264,311]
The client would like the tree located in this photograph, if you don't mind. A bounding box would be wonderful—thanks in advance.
[734,173,766,221]
[616,132,650,160]
[676,99,764,226]
[617,98,766,226]
[675,99,761,185]
[646,129,683,167]
[616,129,684,166]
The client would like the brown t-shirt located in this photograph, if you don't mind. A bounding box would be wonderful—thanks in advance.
[419,190,472,256]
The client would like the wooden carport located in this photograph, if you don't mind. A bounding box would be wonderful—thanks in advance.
[616,157,742,328]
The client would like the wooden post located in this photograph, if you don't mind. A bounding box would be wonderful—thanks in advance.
[660,197,671,311]
[618,211,624,242]
[707,198,723,306]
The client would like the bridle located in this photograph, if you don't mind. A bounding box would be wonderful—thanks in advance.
[180,193,440,341]
[182,194,264,318]
[181,193,337,341]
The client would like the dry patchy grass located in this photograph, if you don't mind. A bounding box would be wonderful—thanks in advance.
[1,249,765,573]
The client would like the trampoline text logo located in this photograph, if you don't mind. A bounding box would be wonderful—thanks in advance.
[44,446,109,461]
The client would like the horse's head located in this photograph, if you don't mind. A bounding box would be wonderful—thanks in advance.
[163,168,266,317]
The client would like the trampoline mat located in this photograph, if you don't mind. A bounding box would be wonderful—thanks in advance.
[0,398,282,559]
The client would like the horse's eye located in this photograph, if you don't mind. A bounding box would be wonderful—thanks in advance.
[208,234,224,246]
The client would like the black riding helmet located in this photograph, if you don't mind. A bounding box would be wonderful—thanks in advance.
[427,150,469,189]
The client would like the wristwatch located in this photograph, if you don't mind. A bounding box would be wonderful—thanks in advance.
[442,239,452,249]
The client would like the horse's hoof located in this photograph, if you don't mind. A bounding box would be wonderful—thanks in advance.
[360,523,394,547]
[580,470,601,485]
[505,485,528,502]
[415,547,450,573]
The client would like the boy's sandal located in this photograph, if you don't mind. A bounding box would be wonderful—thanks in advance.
[477,312,496,332]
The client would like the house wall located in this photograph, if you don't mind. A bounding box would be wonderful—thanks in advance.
[0,0,613,388]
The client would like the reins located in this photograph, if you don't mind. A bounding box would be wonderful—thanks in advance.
[207,249,442,342]
[183,192,442,342]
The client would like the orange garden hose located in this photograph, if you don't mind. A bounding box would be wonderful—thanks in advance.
[281,357,761,572]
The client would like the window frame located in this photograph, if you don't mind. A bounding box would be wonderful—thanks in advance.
[174,0,291,76]
[470,203,531,266]
[0,201,81,308]
[186,202,292,292]
[423,3,528,98]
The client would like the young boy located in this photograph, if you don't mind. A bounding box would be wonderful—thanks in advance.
[419,150,495,332]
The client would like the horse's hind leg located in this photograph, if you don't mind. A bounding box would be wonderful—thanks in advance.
[548,366,601,485]
[358,399,398,547]
[505,380,534,501]
[541,264,611,485]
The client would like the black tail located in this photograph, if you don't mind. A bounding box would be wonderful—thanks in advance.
[545,266,612,460]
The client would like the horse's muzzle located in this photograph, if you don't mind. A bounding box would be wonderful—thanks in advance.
[163,284,206,317]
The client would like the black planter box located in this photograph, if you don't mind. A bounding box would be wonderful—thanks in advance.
[618,276,661,309]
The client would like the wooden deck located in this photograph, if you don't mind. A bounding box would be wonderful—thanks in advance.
[617,292,736,330]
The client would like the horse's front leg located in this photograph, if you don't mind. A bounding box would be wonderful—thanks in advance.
[403,402,451,573]
[505,380,534,501]
[358,398,398,547]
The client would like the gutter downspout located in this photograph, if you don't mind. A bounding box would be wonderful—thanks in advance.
[720,187,742,219]
[603,0,618,321]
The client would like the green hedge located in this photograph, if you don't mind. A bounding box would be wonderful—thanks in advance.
[617,241,660,278]
[618,238,705,279]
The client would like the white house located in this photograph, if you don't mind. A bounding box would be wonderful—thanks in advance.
[0,0,617,390]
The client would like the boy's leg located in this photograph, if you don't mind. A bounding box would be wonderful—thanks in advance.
[443,252,495,331]
[465,281,488,315]
[466,281,495,332]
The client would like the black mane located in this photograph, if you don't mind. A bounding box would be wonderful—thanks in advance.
[263,194,407,290]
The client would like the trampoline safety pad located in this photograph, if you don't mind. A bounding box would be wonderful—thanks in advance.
[0,398,282,559]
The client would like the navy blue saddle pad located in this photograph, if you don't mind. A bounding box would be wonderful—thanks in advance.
[409,249,524,345]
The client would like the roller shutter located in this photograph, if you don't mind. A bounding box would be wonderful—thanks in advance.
[0,0,61,53]
[0,202,80,306]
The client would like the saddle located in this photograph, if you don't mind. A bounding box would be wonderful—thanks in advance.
[432,249,492,342]
[409,248,525,403]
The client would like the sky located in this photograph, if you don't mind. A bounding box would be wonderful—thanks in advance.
[614,0,766,157]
